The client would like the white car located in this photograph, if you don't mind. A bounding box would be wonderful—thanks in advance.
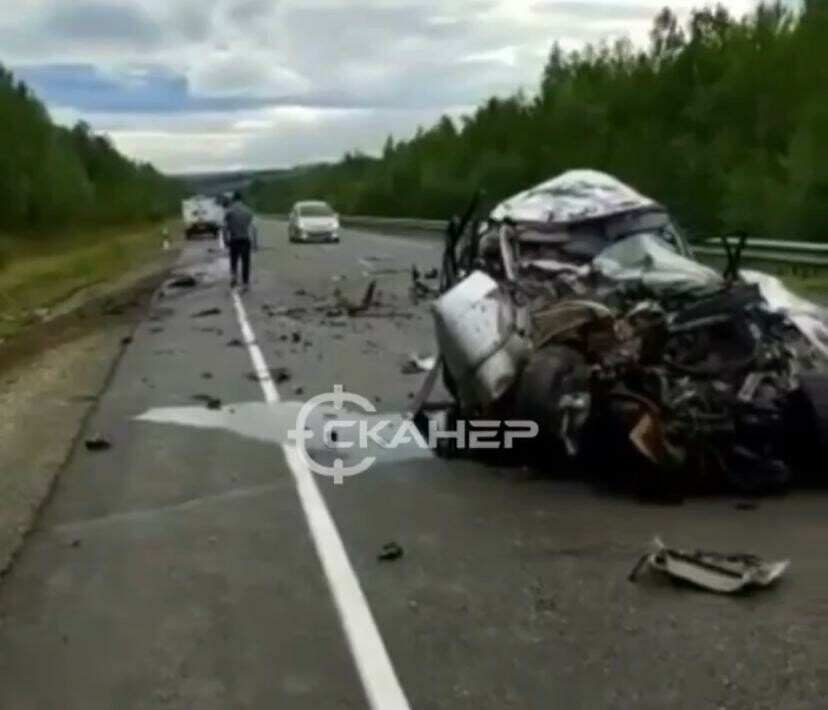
[288,201,340,243]
[182,196,224,240]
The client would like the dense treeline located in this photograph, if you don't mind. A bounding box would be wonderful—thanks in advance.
[252,1,828,241]
[0,65,179,235]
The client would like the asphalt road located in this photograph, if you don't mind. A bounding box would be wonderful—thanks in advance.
[0,219,826,709]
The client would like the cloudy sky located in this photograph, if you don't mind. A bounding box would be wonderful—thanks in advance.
[3,0,759,174]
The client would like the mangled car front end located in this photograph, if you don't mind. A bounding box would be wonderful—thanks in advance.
[426,170,828,497]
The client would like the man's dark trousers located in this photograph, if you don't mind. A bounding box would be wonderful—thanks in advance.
[229,239,251,285]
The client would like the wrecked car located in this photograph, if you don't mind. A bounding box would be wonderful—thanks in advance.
[423,170,828,498]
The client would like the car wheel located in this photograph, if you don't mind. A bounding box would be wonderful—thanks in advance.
[783,373,828,480]
[513,346,588,460]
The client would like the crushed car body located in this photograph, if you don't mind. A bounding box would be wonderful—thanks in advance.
[427,170,828,497]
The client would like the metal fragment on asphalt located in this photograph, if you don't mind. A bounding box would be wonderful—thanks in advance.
[378,542,404,562]
[629,538,789,594]
[193,307,221,318]
[84,435,112,452]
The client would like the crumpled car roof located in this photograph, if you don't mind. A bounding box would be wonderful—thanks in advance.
[490,169,662,225]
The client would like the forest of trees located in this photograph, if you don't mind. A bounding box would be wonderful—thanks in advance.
[252,1,828,242]
[0,65,179,236]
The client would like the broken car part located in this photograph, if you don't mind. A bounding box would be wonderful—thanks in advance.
[85,435,112,452]
[629,538,789,594]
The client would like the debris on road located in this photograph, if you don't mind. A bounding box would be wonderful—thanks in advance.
[192,394,222,410]
[262,304,305,318]
[291,332,302,344]
[192,307,221,318]
[378,542,404,562]
[402,354,437,374]
[120,336,133,346]
[227,338,244,348]
[422,170,828,497]
[629,538,789,594]
[166,274,198,289]
[411,267,440,303]
[270,367,292,384]
[84,435,112,452]
[334,280,377,316]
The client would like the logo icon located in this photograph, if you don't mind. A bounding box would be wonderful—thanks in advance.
[288,385,378,484]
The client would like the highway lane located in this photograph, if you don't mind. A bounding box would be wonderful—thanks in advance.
[1,219,827,709]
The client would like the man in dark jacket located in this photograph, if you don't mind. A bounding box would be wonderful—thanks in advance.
[224,191,257,290]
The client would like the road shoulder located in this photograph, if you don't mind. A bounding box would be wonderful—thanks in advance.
[0,247,179,578]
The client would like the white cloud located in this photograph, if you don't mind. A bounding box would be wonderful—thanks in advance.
[0,0,766,171]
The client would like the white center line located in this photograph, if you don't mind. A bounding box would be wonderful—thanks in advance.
[231,290,411,710]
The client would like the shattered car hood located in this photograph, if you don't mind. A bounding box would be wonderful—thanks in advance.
[490,169,662,225]
[591,234,828,357]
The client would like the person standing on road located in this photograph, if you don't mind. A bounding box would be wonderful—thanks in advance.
[224,191,257,290]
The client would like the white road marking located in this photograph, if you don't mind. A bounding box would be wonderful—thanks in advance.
[231,291,411,710]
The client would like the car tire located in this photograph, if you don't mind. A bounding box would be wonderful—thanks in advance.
[513,345,588,460]
[783,373,828,479]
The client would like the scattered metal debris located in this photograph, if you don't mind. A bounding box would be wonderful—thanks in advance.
[270,367,292,384]
[263,304,305,318]
[402,354,437,375]
[629,538,789,594]
[121,336,133,346]
[227,338,244,348]
[334,280,378,316]
[167,275,198,289]
[85,435,112,452]
[378,542,404,562]
[411,266,440,303]
[193,307,221,318]
[192,394,222,410]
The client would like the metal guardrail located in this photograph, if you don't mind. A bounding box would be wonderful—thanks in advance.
[342,215,447,233]
[270,213,828,272]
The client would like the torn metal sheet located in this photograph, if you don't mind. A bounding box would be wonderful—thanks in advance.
[433,271,531,406]
[402,354,437,375]
[490,170,660,225]
[630,538,789,594]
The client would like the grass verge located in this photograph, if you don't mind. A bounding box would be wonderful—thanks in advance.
[0,222,177,339]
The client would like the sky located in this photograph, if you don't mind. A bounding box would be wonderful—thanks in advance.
[3,0,761,174]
